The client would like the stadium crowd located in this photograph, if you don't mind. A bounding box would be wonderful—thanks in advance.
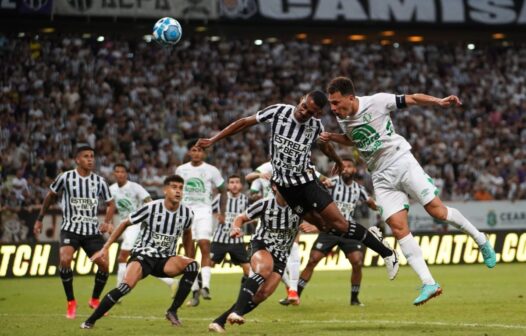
[1,34,525,241]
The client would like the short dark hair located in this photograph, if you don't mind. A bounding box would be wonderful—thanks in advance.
[164,175,185,185]
[113,163,128,171]
[307,90,328,109]
[186,139,198,150]
[228,174,242,182]
[75,144,94,156]
[340,155,356,164]
[327,77,356,96]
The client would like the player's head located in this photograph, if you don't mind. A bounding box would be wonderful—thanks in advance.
[163,175,185,204]
[187,139,205,164]
[113,164,128,185]
[228,174,243,194]
[295,90,328,122]
[75,144,95,171]
[327,77,357,119]
[340,155,357,180]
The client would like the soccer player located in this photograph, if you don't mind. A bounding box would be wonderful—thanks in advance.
[210,175,251,278]
[323,76,497,305]
[280,156,377,307]
[246,161,273,201]
[196,90,398,281]
[80,175,198,329]
[175,141,227,305]
[33,145,115,319]
[208,184,302,333]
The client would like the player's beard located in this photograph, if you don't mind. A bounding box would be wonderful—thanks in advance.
[342,173,353,183]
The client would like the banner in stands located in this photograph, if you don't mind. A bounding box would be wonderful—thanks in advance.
[407,200,526,232]
[0,0,52,14]
[50,0,526,24]
[53,0,217,19]
[1,230,525,278]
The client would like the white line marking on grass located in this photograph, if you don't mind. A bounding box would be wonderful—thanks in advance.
[2,314,525,330]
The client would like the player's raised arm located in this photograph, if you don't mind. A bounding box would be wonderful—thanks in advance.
[196,115,259,149]
[230,213,250,238]
[91,218,131,262]
[404,93,462,108]
[317,140,344,175]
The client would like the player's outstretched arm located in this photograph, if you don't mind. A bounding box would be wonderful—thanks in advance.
[33,191,57,238]
[230,213,250,238]
[318,140,344,175]
[91,218,130,262]
[405,94,462,107]
[319,132,354,146]
[196,115,259,149]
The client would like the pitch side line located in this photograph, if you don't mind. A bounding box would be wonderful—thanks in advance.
[2,313,525,330]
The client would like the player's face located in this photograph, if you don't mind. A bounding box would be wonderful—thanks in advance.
[113,167,128,184]
[228,177,242,194]
[164,181,184,203]
[341,160,356,180]
[328,91,355,118]
[188,146,205,163]
[76,150,95,171]
[295,96,323,122]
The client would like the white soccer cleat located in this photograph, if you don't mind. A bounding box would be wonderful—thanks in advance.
[368,226,384,241]
[208,322,226,333]
[227,312,245,325]
[384,249,399,280]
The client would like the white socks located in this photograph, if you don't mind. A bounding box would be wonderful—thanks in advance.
[158,277,175,287]
[446,206,487,246]
[399,233,435,285]
[191,278,200,292]
[117,263,126,286]
[201,266,211,289]
[286,242,301,291]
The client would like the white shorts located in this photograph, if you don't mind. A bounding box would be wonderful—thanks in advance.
[372,152,438,222]
[191,207,214,241]
[121,224,140,251]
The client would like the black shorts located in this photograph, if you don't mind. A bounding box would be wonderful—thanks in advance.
[210,242,249,265]
[250,240,286,276]
[128,253,170,278]
[276,179,333,217]
[312,233,365,255]
[60,231,105,258]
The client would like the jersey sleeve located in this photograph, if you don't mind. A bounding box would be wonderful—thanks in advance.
[135,183,151,202]
[358,185,369,202]
[49,173,66,194]
[184,207,194,230]
[99,178,113,202]
[256,105,279,124]
[372,93,399,114]
[255,161,272,174]
[211,195,221,214]
[129,203,151,225]
[250,179,262,193]
[245,199,266,220]
[211,166,225,189]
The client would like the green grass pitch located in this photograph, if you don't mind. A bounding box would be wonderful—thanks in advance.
[1,264,525,336]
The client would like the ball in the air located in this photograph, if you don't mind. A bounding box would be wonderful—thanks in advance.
[153,17,182,46]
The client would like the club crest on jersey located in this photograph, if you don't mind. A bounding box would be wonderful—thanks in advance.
[363,112,372,123]
[303,126,316,138]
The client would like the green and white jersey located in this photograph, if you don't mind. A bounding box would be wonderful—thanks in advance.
[337,93,412,172]
[176,162,224,209]
[250,161,273,199]
[110,181,151,222]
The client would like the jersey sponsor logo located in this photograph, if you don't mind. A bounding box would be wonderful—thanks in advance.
[116,198,134,213]
[70,197,98,210]
[274,134,308,157]
[185,178,206,193]
[262,228,296,252]
[71,215,99,226]
[349,124,382,158]
[152,232,176,252]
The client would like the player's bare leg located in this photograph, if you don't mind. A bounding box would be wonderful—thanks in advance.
[424,196,496,268]
[59,246,77,319]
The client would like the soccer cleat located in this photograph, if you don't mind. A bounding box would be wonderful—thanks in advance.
[368,226,384,241]
[80,322,94,329]
[186,290,200,307]
[480,241,497,268]
[165,310,182,326]
[413,283,442,306]
[287,289,300,305]
[227,312,245,325]
[201,287,212,300]
[279,298,291,306]
[66,300,77,319]
[208,322,226,333]
[384,249,399,280]
[351,299,365,307]
[88,298,100,309]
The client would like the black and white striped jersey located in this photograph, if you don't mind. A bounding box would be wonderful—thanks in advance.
[50,169,113,235]
[212,192,249,244]
[328,176,369,221]
[246,197,301,263]
[211,194,220,214]
[129,199,194,258]
[256,104,324,187]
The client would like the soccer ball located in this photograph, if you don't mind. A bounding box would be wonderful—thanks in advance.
[153,17,182,46]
